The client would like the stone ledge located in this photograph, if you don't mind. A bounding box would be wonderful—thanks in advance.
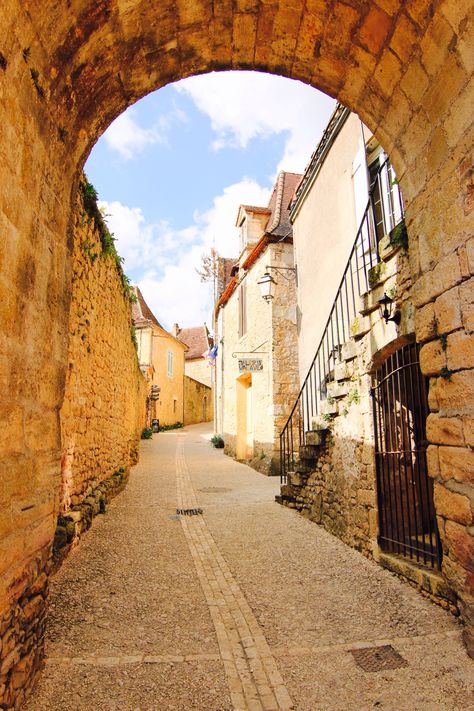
[378,552,458,610]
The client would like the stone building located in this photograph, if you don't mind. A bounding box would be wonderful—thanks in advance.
[173,323,214,425]
[132,288,187,427]
[279,104,459,610]
[215,172,301,475]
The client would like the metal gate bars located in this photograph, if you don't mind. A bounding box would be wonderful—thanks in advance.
[371,341,442,570]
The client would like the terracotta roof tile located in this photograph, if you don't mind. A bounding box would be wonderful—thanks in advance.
[177,324,211,360]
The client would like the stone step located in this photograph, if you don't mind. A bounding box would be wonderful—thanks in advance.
[320,398,338,416]
[310,416,331,432]
[305,429,325,446]
[341,340,357,361]
[299,445,319,461]
[326,381,350,399]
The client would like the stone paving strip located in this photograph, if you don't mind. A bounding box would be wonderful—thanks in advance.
[176,434,293,711]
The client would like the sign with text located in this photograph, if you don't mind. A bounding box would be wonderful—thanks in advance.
[238,358,264,373]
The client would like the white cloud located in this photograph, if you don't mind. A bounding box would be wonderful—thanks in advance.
[103,104,187,160]
[174,71,336,173]
[100,177,271,329]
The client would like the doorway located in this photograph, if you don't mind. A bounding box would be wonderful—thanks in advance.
[236,374,254,460]
[371,342,442,570]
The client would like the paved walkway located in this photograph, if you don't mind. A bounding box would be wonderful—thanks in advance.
[28,424,473,710]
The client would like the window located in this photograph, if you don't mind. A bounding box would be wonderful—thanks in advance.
[173,398,177,413]
[238,281,247,338]
[167,351,174,378]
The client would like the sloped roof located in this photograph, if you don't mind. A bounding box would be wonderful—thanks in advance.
[131,287,187,349]
[177,324,211,360]
[235,171,302,239]
[131,287,165,329]
[265,171,302,238]
[217,256,238,299]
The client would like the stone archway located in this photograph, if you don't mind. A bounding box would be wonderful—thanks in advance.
[0,1,473,704]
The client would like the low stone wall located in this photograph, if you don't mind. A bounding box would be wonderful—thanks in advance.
[0,182,147,708]
[183,375,213,426]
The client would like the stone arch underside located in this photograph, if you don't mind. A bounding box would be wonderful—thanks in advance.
[0,1,473,704]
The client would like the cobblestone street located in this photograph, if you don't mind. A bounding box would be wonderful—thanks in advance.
[28,424,473,710]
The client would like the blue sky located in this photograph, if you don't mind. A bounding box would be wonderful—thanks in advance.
[85,71,335,330]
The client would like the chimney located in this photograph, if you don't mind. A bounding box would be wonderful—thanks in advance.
[172,323,180,338]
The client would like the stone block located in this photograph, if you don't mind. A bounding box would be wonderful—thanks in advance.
[326,381,349,399]
[341,341,357,361]
[439,445,474,484]
[305,430,324,446]
[447,331,474,372]
[419,339,446,376]
[415,302,437,343]
[350,315,371,339]
[320,399,338,416]
[334,360,351,381]
[310,416,330,432]
[445,520,474,573]
[427,414,465,446]
[434,482,472,526]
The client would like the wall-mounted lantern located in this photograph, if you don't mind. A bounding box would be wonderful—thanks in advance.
[258,265,297,302]
[378,292,401,325]
[257,271,276,301]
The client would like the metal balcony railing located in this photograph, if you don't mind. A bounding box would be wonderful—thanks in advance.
[280,157,405,484]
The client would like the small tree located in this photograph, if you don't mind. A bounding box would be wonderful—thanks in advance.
[196,246,219,306]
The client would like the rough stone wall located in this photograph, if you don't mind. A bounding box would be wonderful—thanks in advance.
[0,185,147,708]
[281,240,413,551]
[0,2,473,703]
[280,236,472,613]
[60,185,147,513]
[183,375,213,426]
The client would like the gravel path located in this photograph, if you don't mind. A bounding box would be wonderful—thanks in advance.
[27,423,474,710]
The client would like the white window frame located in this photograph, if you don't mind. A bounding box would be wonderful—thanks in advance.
[167,350,174,378]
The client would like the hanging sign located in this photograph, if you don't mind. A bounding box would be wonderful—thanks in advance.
[238,358,264,373]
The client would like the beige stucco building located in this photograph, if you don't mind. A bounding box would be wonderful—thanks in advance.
[173,323,214,424]
[215,172,301,475]
[132,288,187,427]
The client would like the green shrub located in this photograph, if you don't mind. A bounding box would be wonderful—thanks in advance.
[211,434,225,448]
[141,427,153,439]
[158,422,184,432]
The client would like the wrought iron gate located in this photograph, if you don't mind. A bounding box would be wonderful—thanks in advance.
[371,342,442,570]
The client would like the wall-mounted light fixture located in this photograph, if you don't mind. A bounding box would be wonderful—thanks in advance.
[378,292,401,325]
[258,265,297,302]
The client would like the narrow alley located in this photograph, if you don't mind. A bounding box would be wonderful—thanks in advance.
[28,424,473,711]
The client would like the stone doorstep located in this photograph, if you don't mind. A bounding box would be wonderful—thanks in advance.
[378,552,457,605]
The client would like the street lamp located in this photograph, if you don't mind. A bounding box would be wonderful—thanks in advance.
[258,265,297,302]
[257,271,276,301]
[378,292,401,325]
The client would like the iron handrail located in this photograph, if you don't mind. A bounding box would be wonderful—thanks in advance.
[280,157,405,483]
